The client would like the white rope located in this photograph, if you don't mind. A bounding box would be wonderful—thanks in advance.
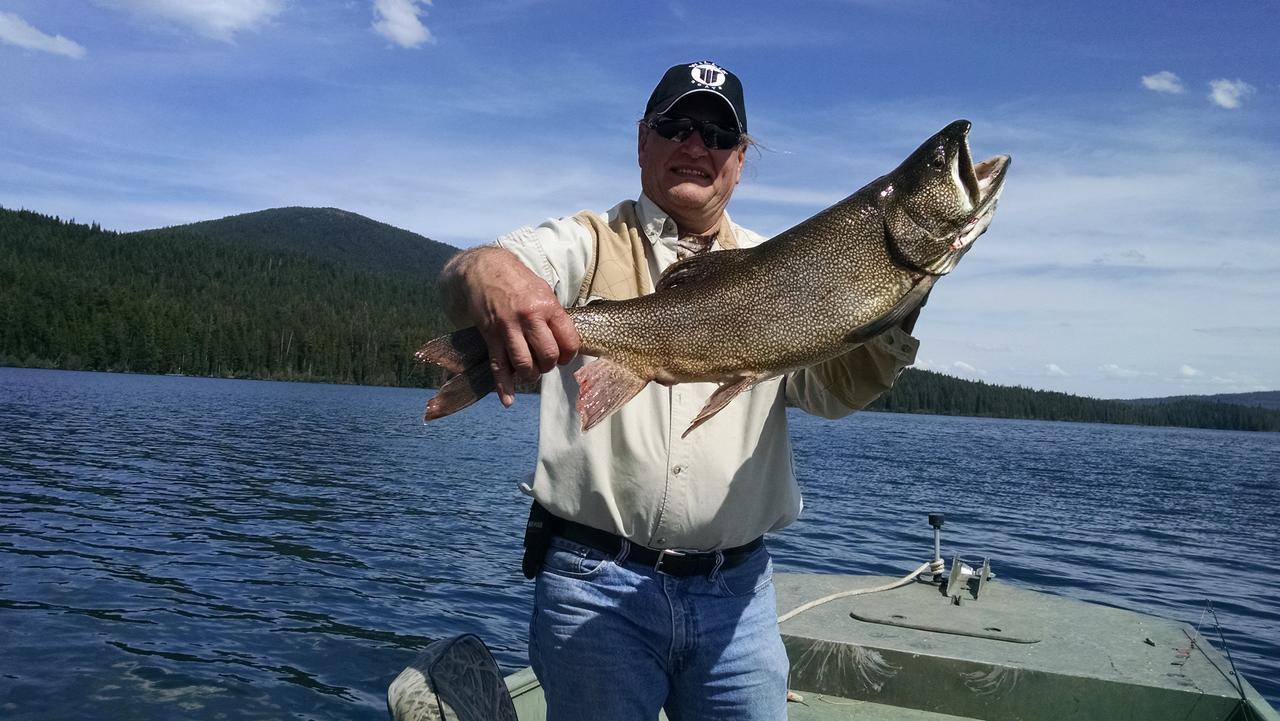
[777,561,934,624]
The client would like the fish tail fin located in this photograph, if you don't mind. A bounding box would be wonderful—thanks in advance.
[415,327,488,374]
[416,327,495,421]
[574,358,649,432]
[425,361,496,421]
[681,375,762,438]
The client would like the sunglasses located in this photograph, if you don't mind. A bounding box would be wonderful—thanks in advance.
[646,115,743,150]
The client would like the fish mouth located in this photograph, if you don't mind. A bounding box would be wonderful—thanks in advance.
[913,123,1011,276]
[952,144,1011,253]
[971,155,1010,206]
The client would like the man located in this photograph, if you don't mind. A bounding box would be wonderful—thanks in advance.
[439,61,919,721]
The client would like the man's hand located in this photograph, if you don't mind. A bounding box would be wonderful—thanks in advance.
[439,247,581,407]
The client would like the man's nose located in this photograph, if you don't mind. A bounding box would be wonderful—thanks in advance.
[678,131,709,155]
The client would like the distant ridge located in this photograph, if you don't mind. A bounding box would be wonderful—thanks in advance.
[139,206,458,279]
[870,369,1280,432]
[1122,391,1280,411]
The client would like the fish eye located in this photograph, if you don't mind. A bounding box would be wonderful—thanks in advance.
[929,146,947,171]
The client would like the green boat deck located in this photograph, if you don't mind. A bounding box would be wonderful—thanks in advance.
[507,667,985,721]
[775,572,1276,721]
[786,695,982,720]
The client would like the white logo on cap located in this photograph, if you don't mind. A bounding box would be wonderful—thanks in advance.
[688,62,727,89]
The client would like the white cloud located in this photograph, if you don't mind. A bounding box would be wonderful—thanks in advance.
[1208,78,1256,109]
[1100,363,1142,379]
[907,358,989,379]
[372,0,434,48]
[1178,364,1203,378]
[1141,71,1184,94]
[0,12,86,58]
[94,0,286,41]
[1046,364,1068,377]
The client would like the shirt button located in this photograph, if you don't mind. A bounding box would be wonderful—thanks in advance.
[672,465,683,475]
[655,538,667,546]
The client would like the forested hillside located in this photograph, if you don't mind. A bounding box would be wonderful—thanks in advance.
[143,206,457,278]
[1125,390,1280,411]
[0,207,455,386]
[871,369,1280,432]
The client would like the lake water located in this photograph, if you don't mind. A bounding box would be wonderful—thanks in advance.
[1,367,1277,719]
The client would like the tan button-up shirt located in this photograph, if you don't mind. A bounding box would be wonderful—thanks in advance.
[497,195,917,551]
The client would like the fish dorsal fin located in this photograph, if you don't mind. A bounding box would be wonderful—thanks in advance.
[655,248,751,292]
[843,276,938,343]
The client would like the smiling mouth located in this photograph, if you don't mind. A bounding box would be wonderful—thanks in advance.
[671,167,711,180]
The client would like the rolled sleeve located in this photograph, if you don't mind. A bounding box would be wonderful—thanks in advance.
[785,327,918,419]
[495,216,595,307]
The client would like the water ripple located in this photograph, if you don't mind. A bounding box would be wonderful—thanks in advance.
[1,368,1277,718]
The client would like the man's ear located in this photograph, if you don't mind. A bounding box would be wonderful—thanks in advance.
[637,124,648,167]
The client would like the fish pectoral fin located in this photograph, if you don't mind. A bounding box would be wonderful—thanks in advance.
[681,374,765,438]
[574,358,650,432]
[843,276,938,343]
[655,248,752,292]
[425,359,496,422]
[416,327,488,374]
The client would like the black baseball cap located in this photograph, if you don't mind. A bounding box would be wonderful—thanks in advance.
[644,61,747,134]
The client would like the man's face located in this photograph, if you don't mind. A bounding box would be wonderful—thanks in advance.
[638,95,746,234]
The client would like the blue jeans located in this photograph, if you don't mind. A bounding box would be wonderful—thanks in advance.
[529,535,789,721]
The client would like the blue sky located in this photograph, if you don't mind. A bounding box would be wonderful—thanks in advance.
[2,1,1277,399]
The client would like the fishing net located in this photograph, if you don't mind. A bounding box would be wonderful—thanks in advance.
[387,634,518,721]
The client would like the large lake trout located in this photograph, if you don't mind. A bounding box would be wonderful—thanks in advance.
[417,119,1010,436]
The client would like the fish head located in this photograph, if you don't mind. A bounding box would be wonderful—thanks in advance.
[878,119,1010,275]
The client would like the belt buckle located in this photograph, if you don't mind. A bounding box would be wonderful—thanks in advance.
[654,548,686,575]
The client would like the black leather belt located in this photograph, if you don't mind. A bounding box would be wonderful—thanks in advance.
[555,516,763,578]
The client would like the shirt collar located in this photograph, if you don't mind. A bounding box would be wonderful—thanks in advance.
[636,193,677,245]
[636,193,734,248]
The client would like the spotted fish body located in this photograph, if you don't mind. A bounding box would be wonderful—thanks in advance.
[417,120,1010,435]
[568,202,914,382]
